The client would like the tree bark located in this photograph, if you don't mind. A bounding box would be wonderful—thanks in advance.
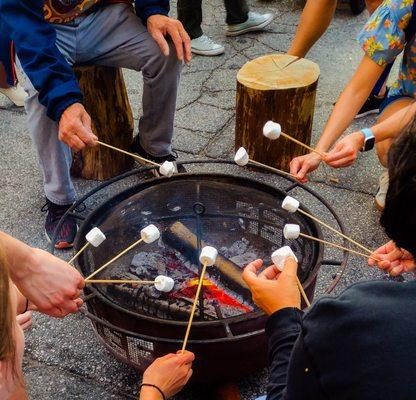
[71,66,134,180]
[235,54,320,172]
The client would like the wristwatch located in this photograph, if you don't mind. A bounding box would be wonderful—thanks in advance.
[360,128,375,152]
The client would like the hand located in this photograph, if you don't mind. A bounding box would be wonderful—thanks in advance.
[289,152,322,183]
[141,351,195,399]
[325,131,364,168]
[13,248,85,318]
[242,258,300,315]
[16,311,33,331]
[369,240,415,276]
[147,15,191,63]
[58,103,98,151]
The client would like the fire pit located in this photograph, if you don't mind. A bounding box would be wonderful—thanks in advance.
[54,162,348,384]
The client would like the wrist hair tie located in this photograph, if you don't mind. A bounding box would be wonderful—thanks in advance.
[139,383,166,400]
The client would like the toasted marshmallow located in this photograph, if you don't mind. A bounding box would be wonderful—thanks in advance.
[159,161,176,177]
[263,121,282,140]
[271,246,298,271]
[199,246,218,266]
[283,224,300,240]
[140,224,160,243]
[154,275,175,292]
[234,147,249,166]
[282,196,300,213]
[86,227,106,247]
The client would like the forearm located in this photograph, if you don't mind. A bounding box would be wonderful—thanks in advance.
[287,0,337,58]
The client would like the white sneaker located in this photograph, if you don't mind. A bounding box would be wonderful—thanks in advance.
[0,83,28,107]
[226,11,274,37]
[375,170,389,211]
[190,35,225,56]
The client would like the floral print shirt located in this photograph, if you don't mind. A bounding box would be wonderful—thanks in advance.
[358,0,415,98]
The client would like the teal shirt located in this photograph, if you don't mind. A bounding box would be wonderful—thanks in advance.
[357,0,416,98]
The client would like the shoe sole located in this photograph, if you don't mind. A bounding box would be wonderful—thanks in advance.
[191,48,225,56]
[44,229,74,249]
[354,109,379,119]
[226,15,274,37]
[374,197,385,212]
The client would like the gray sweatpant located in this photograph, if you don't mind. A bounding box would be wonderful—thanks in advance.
[24,3,182,205]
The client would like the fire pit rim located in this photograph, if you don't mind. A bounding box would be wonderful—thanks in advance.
[76,172,327,327]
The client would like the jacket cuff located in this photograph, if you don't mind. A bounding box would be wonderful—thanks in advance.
[140,6,169,23]
[266,307,303,337]
[46,81,84,122]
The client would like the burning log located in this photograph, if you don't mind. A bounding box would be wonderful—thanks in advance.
[163,221,251,299]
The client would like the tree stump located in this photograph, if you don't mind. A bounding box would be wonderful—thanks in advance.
[235,54,320,172]
[71,66,134,180]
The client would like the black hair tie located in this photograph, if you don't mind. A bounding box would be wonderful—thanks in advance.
[139,383,166,400]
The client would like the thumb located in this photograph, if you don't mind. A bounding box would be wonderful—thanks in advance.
[282,257,298,278]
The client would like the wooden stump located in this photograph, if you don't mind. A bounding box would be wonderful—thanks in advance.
[235,54,320,172]
[71,66,134,180]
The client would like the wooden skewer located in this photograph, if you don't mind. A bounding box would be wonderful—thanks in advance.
[181,263,208,352]
[68,242,90,265]
[85,237,144,280]
[97,141,160,167]
[280,131,327,158]
[299,232,379,262]
[297,208,374,256]
[295,276,311,307]
[249,159,296,179]
[85,279,155,284]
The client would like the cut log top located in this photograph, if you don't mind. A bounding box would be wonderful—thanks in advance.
[237,54,320,91]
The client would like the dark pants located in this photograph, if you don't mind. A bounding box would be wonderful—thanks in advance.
[177,0,249,39]
[0,17,15,88]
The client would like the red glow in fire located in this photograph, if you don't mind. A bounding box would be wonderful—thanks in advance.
[174,278,251,312]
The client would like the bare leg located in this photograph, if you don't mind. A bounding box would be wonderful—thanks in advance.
[287,0,337,58]
[365,0,382,14]
[376,98,415,166]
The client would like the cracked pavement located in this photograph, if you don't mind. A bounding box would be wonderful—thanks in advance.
[0,1,408,399]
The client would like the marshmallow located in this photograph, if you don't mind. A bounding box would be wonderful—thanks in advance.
[85,227,106,247]
[271,246,298,271]
[154,275,175,292]
[284,224,301,240]
[199,246,218,266]
[263,121,282,140]
[159,161,176,177]
[282,196,300,213]
[234,147,249,166]
[140,224,160,244]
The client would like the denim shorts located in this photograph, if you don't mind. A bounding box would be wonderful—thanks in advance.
[379,94,414,115]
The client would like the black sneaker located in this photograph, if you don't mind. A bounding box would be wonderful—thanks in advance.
[130,135,186,175]
[354,92,387,119]
[41,200,78,249]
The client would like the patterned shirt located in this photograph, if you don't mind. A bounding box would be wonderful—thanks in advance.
[357,0,416,98]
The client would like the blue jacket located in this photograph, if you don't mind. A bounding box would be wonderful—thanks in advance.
[0,0,169,121]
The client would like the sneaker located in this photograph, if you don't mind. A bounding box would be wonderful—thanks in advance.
[355,92,387,119]
[130,135,186,175]
[191,35,225,56]
[375,170,389,211]
[0,83,28,107]
[226,11,274,37]
[41,200,78,249]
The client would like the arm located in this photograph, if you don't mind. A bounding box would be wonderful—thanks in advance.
[0,231,84,318]
[325,101,416,168]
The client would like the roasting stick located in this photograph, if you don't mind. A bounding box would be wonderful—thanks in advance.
[263,121,326,159]
[181,246,218,352]
[271,247,311,307]
[85,224,160,280]
[68,227,107,265]
[85,276,175,292]
[86,279,156,284]
[234,147,296,178]
[97,141,176,177]
[282,196,374,256]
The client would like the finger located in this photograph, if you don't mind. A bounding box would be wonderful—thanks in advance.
[389,265,404,276]
[178,23,191,63]
[289,158,301,176]
[177,350,195,363]
[68,135,86,152]
[74,298,84,309]
[327,157,355,169]
[296,162,311,181]
[242,259,264,284]
[258,265,280,281]
[167,26,184,61]
[152,31,170,57]
[184,368,193,384]
[282,257,298,278]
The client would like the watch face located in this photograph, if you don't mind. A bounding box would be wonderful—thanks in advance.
[364,137,376,152]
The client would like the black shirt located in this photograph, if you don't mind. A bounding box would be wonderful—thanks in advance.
[266,280,416,399]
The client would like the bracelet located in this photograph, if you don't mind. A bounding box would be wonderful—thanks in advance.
[139,383,166,400]
[23,298,29,313]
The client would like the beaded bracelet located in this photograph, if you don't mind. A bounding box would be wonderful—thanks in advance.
[139,383,166,400]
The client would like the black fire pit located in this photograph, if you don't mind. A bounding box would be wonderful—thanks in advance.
[54,161,348,384]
